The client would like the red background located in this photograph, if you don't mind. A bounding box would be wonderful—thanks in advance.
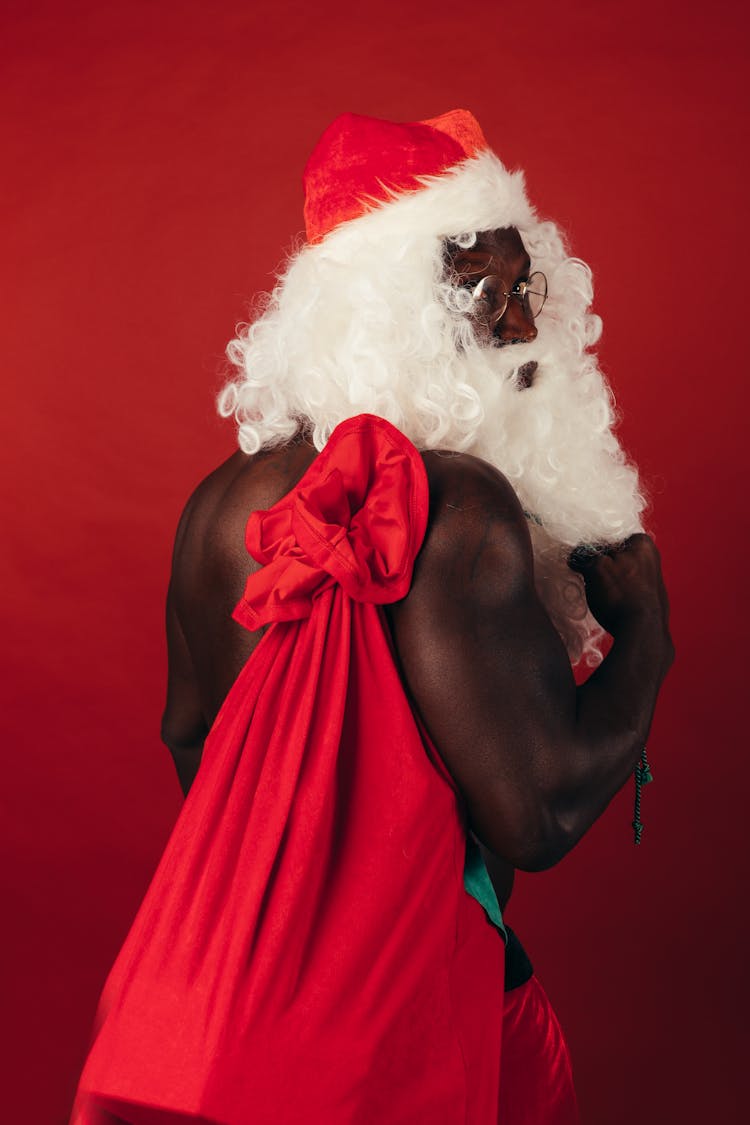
[2,1,747,1121]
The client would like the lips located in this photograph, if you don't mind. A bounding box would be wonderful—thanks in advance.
[516,361,538,389]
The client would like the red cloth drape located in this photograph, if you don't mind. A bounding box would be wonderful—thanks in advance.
[498,976,580,1125]
[72,414,505,1125]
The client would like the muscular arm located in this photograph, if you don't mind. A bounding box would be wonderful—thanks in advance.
[160,440,319,797]
[388,453,673,872]
[162,581,209,797]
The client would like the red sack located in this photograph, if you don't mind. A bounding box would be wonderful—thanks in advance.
[73,414,505,1125]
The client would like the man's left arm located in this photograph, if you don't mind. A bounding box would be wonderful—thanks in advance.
[161,581,208,797]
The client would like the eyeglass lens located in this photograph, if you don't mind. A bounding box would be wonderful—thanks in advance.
[473,272,547,322]
[525,272,547,319]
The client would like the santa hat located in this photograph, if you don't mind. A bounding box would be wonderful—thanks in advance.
[302,110,534,246]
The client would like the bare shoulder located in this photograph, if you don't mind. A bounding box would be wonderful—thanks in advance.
[167,438,320,720]
[413,450,534,603]
[421,448,522,508]
[172,451,250,556]
[172,439,318,574]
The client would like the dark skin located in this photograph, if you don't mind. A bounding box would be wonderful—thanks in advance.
[162,227,674,914]
[447,227,539,393]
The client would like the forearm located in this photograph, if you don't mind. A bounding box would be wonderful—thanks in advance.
[551,612,673,852]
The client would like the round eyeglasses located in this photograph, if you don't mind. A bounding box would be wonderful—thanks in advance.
[466,271,548,326]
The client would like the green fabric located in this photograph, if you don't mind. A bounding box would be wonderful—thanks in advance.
[463,835,507,943]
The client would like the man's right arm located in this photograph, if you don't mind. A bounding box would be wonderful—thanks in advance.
[387,453,674,871]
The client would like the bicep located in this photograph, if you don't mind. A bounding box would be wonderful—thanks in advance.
[389,481,576,868]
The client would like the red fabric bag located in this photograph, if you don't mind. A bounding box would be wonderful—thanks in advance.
[73,414,505,1125]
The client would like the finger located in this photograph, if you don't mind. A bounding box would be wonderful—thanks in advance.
[568,544,607,573]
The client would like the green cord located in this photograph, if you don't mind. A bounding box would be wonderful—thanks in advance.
[632,747,654,845]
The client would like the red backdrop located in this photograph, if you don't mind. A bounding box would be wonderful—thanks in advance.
[2,1,747,1121]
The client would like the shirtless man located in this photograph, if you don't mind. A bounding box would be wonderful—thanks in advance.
[163,230,671,877]
[160,112,673,1119]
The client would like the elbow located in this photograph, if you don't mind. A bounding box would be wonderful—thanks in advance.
[512,834,571,872]
[508,819,573,872]
[160,715,182,755]
[475,793,575,872]
[161,716,206,799]
[520,782,615,869]
[160,706,209,757]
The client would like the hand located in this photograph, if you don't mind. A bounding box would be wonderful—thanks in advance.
[569,534,673,650]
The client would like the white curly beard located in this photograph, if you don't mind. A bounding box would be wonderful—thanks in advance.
[220,151,646,664]
[424,308,645,666]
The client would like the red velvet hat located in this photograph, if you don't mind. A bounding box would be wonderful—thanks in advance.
[303,110,489,244]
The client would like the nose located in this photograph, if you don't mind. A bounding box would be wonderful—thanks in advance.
[493,298,537,346]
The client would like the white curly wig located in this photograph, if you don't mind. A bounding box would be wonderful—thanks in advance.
[219,146,646,664]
